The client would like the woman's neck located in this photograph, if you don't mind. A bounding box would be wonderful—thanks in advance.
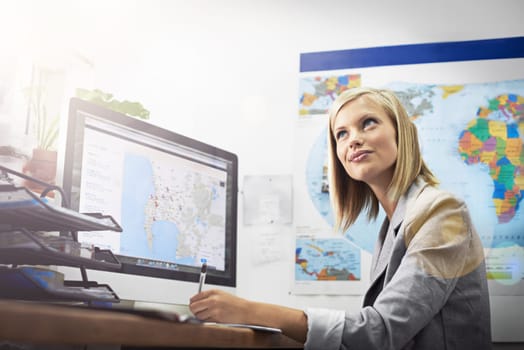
[370,185,397,220]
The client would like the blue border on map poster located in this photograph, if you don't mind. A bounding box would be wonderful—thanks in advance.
[299,37,524,72]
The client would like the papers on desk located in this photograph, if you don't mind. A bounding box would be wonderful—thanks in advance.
[203,322,282,333]
[65,306,282,333]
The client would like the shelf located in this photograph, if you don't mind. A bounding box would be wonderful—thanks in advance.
[0,166,122,304]
[0,229,121,271]
[0,184,122,232]
[0,266,119,303]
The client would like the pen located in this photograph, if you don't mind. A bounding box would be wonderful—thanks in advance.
[198,262,207,293]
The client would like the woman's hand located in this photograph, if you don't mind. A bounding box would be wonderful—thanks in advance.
[191,289,308,343]
[189,289,251,324]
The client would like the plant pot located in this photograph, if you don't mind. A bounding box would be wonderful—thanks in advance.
[23,148,58,196]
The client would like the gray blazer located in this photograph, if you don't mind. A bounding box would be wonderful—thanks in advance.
[305,178,491,350]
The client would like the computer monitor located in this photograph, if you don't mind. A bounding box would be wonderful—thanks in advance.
[62,98,238,306]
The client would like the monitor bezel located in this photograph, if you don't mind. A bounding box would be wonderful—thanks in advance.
[63,97,238,288]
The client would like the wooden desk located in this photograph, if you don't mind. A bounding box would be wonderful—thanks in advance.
[0,300,303,349]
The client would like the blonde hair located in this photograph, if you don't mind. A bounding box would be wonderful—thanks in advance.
[327,87,438,232]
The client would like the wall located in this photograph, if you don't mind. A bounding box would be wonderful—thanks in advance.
[2,0,523,342]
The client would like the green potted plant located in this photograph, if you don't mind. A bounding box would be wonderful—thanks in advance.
[22,74,60,194]
[76,88,150,120]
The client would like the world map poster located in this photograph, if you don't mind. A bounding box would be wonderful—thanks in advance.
[294,37,524,296]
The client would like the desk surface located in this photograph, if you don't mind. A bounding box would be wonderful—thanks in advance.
[0,300,303,349]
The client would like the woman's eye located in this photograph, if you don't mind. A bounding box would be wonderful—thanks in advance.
[336,130,347,140]
[363,118,377,129]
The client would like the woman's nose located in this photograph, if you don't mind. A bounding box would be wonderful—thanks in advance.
[349,132,363,148]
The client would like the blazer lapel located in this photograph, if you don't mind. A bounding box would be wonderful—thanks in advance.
[370,218,389,280]
[363,203,405,306]
[363,177,430,306]
[368,191,409,286]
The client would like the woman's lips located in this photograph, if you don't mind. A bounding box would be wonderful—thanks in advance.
[349,150,371,162]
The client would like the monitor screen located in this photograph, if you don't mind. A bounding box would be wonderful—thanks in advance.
[62,98,238,299]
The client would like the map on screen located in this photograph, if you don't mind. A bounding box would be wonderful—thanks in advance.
[120,152,227,270]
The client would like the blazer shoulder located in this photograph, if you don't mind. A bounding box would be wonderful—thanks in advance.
[403,185,468,242]
[407,185,465,218]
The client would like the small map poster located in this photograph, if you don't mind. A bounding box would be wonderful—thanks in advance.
[299,74,361,116]
[292,228,369,295]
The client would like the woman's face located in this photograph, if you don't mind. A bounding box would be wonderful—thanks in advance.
[333,95,398,192]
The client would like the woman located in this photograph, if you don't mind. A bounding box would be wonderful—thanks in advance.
[190,87,491,349]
